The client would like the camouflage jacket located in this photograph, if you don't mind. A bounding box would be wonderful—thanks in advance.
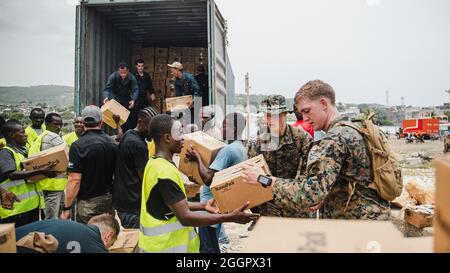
[272,117,390,220]
[248,124,312,217]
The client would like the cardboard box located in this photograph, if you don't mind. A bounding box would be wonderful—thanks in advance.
[243,217,412,253]
[433,155,450,253]
[178,131,226,185]
[404,205,434,228]
[141,47,154,57]
[211,155,273,213]
[101,99,130,129]
[109,229,139,253]
[165,95,193,112]
[0,224,17,253]
[22,144,69,181]
[155,48,168,57]
[401,237,434,253]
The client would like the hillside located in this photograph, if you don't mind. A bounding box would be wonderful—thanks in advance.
[0,85,74,106]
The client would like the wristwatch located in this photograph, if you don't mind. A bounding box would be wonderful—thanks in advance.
[257,174,273,187]
[62,206,72,211]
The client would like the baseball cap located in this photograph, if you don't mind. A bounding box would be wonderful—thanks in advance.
[81,105,102,123]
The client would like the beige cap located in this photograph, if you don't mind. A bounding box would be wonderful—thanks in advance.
[167,61,183,70]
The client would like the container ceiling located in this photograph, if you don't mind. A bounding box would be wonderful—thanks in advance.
[89,0,208,47]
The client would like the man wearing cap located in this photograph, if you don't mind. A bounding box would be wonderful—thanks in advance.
[60,106,117,224]
[248,95,312,218]
[102,62,140,131]
[168,62,201,125]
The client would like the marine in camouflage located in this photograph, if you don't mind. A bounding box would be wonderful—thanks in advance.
[272,117,391,220]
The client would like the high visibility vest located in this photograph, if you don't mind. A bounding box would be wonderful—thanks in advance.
[28,131,68,191]
[147,140,155,158]
[0,146,44,219]
[25,125,46,150]
[63,132,78,147]
[139,157,200,253]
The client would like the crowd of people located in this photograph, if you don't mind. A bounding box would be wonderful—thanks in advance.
[0,61,401,253]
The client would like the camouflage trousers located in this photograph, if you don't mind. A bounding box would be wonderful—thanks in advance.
[257,201,312,218]
[76,193,115,224]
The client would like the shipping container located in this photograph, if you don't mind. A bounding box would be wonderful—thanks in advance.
[74,0,234,120]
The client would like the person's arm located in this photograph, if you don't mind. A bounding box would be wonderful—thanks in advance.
[169,200,258,227]
[103,73,115,104]
[242,136,347,212]
[60,172,82,220]
[185,147,216,186]
[129,75,139,109]
[7,168,58,182]
[189,75,201,98]
[146,74,156,103]
[112,114,123,142]
[247,137,262,159]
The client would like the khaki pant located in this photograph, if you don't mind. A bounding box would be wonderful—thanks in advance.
[76,193,115,224]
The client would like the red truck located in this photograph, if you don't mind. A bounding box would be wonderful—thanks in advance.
[401,118,440,139]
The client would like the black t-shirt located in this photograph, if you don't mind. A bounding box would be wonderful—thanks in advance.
[113,130,148,214]
[67,129,117,200]
[16,219,108,253]
[133,71,154,107]
[146,178,185,221]
[0,145,27,182]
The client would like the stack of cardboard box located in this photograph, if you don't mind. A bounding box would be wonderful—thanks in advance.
[131,45,208,114]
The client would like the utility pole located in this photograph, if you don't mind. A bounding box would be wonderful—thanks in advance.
[446,90,450,110]
[245,73,250,141]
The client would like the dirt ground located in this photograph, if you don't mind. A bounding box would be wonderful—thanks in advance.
[224,138,445,253]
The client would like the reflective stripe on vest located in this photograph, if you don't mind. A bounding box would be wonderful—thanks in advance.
[139,230,198,253]
[0,146,45,219]
[1,179,26,190]
[139,157,200,253]
[28,131,68,191]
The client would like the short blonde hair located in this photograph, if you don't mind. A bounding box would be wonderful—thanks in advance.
[294,80,336,106]
[88,214,120,244]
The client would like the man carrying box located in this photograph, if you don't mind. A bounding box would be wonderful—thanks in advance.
[242,80,396,220]
[28,113,67,220]
[0,120,58,227]
[139,114,258,253]
[186,112,247,253]
[103,62,140,131]
[168,62,201,124]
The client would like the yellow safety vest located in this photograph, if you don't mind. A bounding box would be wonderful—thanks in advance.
[63,132,78,147]
[0,146,45,219]
[139,157,200,253]
[25,125,46,150]
[28,131,68,191]
[147,140,156,158]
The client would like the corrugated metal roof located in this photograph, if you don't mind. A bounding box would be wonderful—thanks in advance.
[86,0,208,47]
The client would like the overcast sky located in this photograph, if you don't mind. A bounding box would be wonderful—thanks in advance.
[0,0,449,107]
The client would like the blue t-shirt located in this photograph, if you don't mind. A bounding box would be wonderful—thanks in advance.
[16,220,108,253]
[200,140,247,202]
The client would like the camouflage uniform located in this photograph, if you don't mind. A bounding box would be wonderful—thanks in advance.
[272,117,391,220]
[249,95,313,218]
[76,194,115,224]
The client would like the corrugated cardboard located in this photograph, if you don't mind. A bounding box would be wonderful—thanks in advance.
[401,237,434,253]
[404,205,434,228]
[433,155,450,253]
[243,217,413,253]
[211,155,273,213]
[179,131,225,185]
[109,229,139,253]
[0,224,16,253]
[22,144,69,181]
[165,95,193,112]
[101,99,130,129]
